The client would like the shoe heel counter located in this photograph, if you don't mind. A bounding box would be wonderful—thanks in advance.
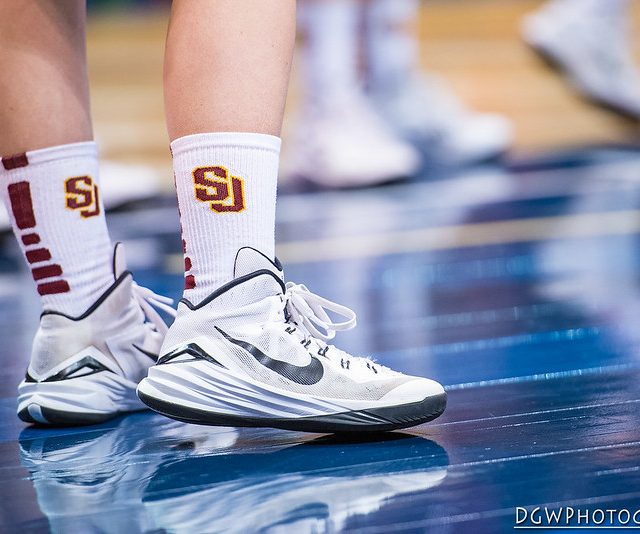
[29,314,93,377]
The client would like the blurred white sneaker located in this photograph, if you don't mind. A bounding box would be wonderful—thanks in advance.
[283,92,422,188]
[522,2,640,119]
[370,73,512,165]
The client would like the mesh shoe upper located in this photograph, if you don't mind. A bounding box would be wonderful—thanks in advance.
[161,249,423,402]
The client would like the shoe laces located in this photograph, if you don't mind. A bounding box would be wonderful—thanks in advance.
[284,282,356,342]
[283,283,390,377]
[132,282,176,336]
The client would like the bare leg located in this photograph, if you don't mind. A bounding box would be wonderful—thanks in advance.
[0,0,91,154]
[164,0,296,303]
[164,0,296,141]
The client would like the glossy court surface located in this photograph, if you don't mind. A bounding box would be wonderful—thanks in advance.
[1,148,640,532]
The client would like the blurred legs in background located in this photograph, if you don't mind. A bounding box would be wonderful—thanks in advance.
[286,0,421,188]
[365,0,512,165]
[523,0,640,119]
[285,0,512,188]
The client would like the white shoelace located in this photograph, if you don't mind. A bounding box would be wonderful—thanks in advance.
[284,282,356,342]
[132,282,176,336]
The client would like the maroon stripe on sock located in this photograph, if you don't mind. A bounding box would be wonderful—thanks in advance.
[2,153,29,170]
[184,274,196,290]
[26,248,51,264]
[7,182,36,229]
[37,280,70,295]
[184,257,192,271]
[22,233,40,245]
[32,264,63,281]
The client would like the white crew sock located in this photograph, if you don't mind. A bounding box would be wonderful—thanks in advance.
[365,0,420,96]
[172,132,280,305]
[298,0,362,111]
[0,142,114,316]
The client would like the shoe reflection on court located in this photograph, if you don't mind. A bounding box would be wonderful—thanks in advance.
[19,412,449,534]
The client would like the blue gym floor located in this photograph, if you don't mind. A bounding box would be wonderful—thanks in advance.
[1,148,640,532]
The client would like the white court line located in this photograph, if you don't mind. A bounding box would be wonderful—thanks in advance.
[445,363,640,391]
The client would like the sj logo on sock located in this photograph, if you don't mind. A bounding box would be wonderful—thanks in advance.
[64,176,100,218]
[192,166,245,213]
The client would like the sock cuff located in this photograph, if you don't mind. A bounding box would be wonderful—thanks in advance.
[1,141,98,173]
[170,132,281,157]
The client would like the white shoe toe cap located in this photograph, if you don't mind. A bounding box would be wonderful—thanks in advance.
[382,377,446,404]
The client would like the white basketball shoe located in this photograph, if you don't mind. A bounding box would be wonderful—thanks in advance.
[137,247,446,433]
[370,73,512,165]
[17,243,175,425]
[522,1,640,119]
[283,91,422,188]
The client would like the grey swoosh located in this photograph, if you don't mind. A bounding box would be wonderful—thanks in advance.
[215,326,324,386]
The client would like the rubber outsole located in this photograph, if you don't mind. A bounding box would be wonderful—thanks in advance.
[17,375,147,427]
[17,405,116,426]
[137,390,447,433]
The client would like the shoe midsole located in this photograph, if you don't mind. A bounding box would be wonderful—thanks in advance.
[139,362,441,419]
[17,371,144,415]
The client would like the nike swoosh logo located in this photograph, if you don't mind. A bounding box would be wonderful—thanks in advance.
[133,344,159,362]
[215,326,324,386]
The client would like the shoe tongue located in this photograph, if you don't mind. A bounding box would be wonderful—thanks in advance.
[112,242,128,280]
[233,247,284,280]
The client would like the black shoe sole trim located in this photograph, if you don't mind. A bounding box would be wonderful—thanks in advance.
[137,390,447,433]
[17,406,116,427]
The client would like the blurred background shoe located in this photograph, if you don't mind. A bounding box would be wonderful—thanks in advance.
[370,73,512,165]
[364,0,512,166]
[284,91,421,188]
[284,0,421,188]
[522,0,640,120]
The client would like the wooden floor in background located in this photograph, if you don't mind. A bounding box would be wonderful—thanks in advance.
[86,0,640,186]
[421,0,640,151]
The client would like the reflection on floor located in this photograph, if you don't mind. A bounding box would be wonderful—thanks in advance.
[1,147,640,532]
